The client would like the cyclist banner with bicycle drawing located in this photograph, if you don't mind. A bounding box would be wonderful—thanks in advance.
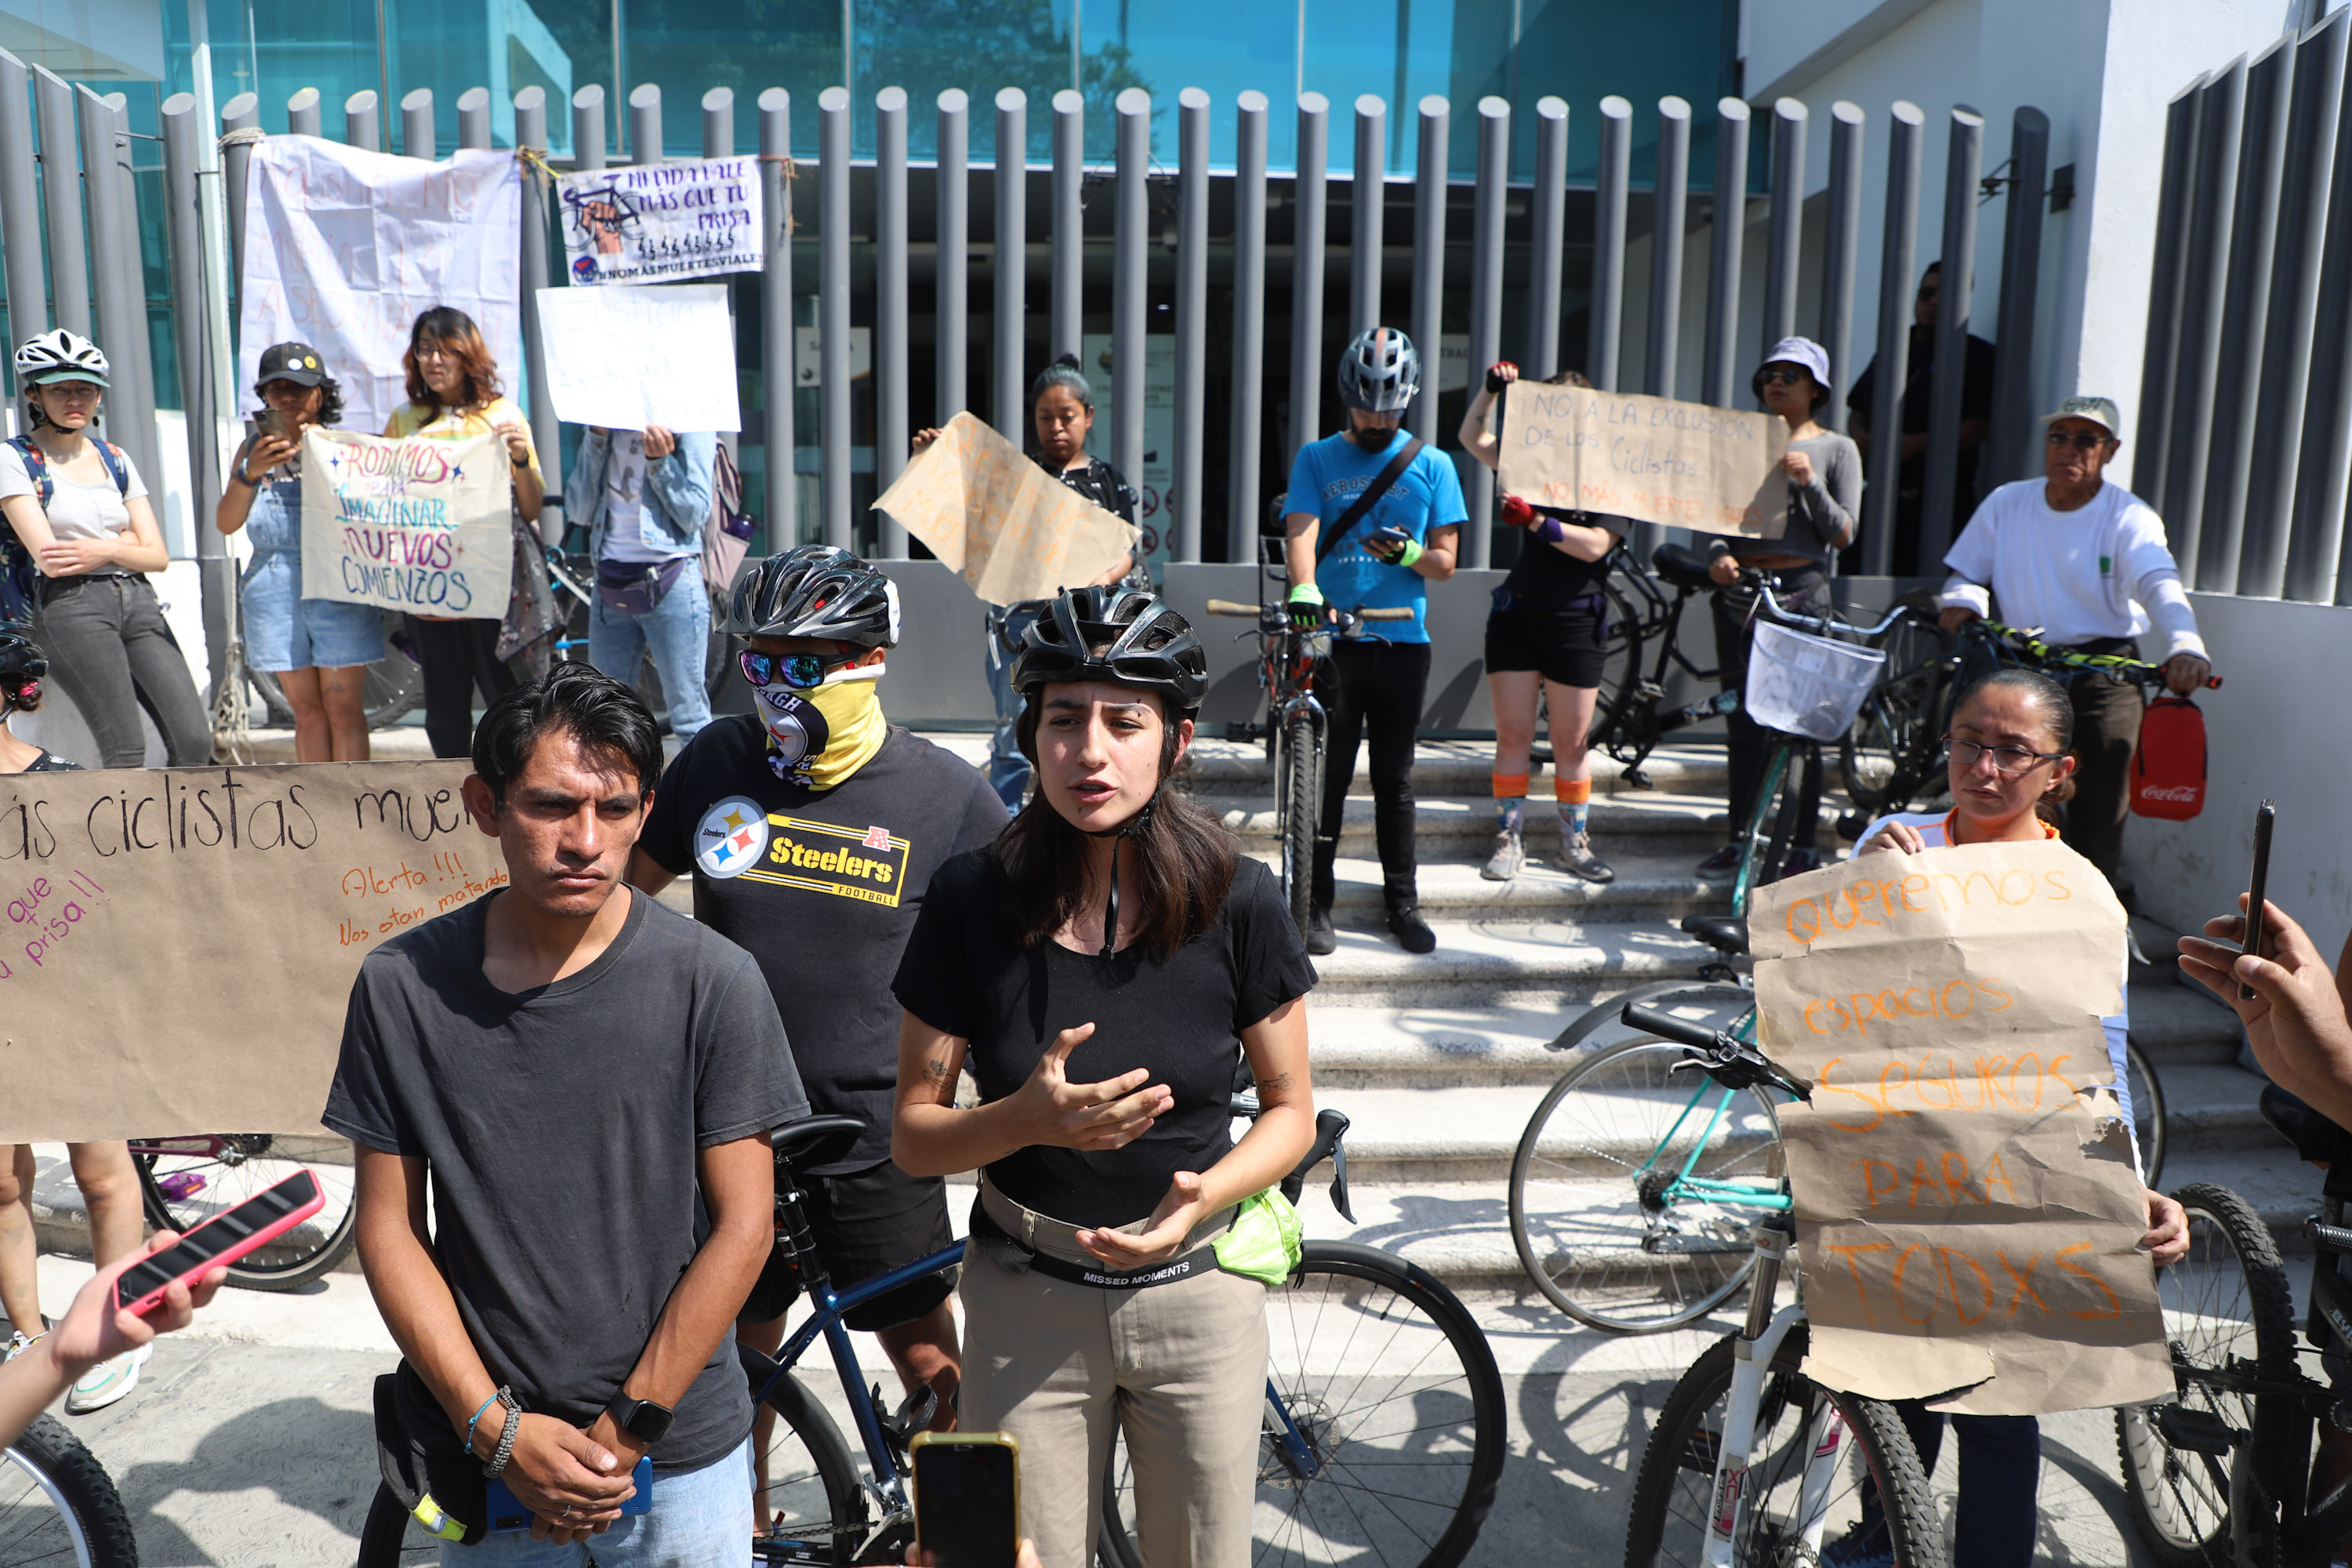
[1751,840,2173,1415]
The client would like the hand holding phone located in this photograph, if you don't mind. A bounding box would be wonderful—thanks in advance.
[2242,800,2276,1001]
[913,1432,1020,1568]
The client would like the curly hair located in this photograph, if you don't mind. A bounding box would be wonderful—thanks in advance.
[401,307,503,416]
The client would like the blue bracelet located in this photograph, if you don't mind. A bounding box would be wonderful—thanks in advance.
[465,1392,501,1457]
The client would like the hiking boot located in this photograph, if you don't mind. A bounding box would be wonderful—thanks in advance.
[1480,827,1525,882]
[1385,901,1436,955]
[1305,903,1338,956]
[1556,829,1616,884]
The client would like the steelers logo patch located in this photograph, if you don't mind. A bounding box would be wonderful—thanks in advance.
[695,796,770,879]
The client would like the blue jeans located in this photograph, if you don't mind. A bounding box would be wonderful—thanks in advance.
[983,603,1040,812]
[589,557,713,739]
[440,1438,753,1567]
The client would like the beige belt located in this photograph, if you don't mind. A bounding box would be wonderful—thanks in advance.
[978,1172,1237,1269]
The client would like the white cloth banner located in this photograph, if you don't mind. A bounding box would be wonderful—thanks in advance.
[299,428,514,615]
[238,138,522,441]
[534,285,742,432]
[556,155,762,285]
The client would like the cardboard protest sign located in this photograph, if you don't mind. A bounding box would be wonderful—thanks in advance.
[1497,385,1789,535]
[238,138,521,440]
[534,285,742,433]
[300,428,514,616]
[1751,840,2172,1414]
[557,155,762,285]
[0,762,506,1142]
[870,413,1139,605]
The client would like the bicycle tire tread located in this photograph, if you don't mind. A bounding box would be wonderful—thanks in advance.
[8,1413,140,1568]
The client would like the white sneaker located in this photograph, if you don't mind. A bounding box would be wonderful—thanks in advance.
[64,1343,149,1414]
[2,1330,42,1363]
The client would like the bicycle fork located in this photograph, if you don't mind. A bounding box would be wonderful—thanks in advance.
[1704,1222,1838,1568]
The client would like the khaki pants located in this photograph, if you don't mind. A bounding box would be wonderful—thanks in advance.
[957,1198,1269,1568]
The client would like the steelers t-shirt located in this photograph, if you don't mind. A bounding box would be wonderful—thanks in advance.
[640,717,1008,1174]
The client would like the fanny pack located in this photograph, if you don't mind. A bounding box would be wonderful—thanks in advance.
[596,556,688,615]
[373,1362,489,1546]
[1490,584,1610,635]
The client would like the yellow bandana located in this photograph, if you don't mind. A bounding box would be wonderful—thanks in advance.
[756,665,887,790]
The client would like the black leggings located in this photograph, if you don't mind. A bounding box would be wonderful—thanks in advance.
[1711,572,1831,846]
[1312,639,1430,908]
[405,615,516,760]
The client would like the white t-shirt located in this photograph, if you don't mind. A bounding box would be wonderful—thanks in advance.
[0,440,148,544]
[1856,809,2140,1175]
[1940,478,2206,661]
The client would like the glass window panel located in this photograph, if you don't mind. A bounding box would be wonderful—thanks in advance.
[623,0,833,158]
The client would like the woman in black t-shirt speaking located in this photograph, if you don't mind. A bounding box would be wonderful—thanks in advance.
[891,586,1318,1568]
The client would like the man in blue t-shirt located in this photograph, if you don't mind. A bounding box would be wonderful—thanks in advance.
[1282,327,1467,956]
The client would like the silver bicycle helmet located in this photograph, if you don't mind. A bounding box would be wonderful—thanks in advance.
[724,545,901,649]
[13,329,109,388]
[1337,327,1421,412]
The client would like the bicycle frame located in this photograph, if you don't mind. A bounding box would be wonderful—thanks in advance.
[1701,1222,1844,1568]
[1644,1012,1794,1221]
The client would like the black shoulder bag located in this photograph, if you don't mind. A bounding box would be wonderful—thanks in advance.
[1313,437,1425,564]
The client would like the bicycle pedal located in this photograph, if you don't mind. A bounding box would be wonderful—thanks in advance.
[1623,766,1653,789]
[877,1381,940,1446]
[2151,1403,2241,1455]
[1835,811,1869,843]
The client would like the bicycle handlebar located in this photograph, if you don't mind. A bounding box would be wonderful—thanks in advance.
[1205,597,1414,622]
[1741,572,1909,641]
[1621,1002,1813,1102]
[1973,618,2223,689]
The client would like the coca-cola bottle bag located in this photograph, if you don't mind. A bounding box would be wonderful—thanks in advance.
[2131,695,2207,821]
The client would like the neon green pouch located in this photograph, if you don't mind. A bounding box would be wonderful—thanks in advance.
[1213,1189,1305,1287]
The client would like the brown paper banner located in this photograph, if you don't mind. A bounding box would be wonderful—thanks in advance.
[0,762,506,1142]
[1496,385,1789,536]
[869,413,1140,605]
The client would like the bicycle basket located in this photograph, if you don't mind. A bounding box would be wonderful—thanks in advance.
[1744,620,1886,741]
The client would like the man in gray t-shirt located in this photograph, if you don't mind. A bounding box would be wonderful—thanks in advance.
[325,665,806,1562]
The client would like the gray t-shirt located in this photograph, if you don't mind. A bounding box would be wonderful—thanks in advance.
[323,887,808,1473]
[1715,430,1860,570]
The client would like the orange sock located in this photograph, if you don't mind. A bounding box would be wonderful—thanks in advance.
[1493,772,1527,832]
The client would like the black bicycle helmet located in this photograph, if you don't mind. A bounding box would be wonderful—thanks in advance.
[1011,586,1207,710]
[725,544,900,648]
[1337,327,1421,412]
[0,621,45,683]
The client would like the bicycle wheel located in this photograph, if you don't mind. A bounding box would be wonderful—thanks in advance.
[1279,708,1322,935]
[1626,1327,1945,1568]
[2116,1182,2296,1568]
[1839,598,1946,814]
[2125,1035,2166,1189]
[1730,743,1808,916]
[1585,584,1644,750]
[0,1414,137,1568]
[743,1345,874,1566]
[1097,1240,1506,1568]
[133,1134,358,1290]
[1510,1035,1784,1332]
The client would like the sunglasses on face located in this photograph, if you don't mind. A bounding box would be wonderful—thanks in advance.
[1757,367,1811,387]
[2045,430,2109,451]
[738,648,854,689]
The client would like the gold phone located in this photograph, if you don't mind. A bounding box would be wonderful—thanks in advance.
[910,1431,1020,1568]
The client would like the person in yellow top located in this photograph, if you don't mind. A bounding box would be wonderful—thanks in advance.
[384,306,556,759]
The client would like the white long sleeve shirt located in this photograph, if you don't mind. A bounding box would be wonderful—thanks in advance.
[1940,478,2207,661]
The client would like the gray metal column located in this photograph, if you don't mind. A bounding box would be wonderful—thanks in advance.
[1818,102,1864,436]
[221,93,257,289]
[286,85,321,139]
[1986,107,2049,487]
[1588,96,1631,391]
[876,86,909,554]
[1861,101,1925,576]
[1762,97,1807,352]
[515,87,559,535]
[346,89,379,151]
[1113,89,1149,488]
[760,87,797,543]
[1051,89,1083,364]
[630,84,662,165]
[1529,97,1568,379]
[2242,13,2345,598]
[78,88,158,487]
[937,91,969,421]
[819,85,851,550]
[1917,105,1984,567]
[1350,96,1384,336]
[572,85,605,173]
[2162,63,2245,583]
[0,50,47,348]
[2135,82,2203,508]
[34,68,89,338]
[994,88,1028,445]
[1407,95,1447,445]
[401,88,433,158]
[162,93,226,682]
[1173,87,1208,564]
[1289,93,1329,465]
[2288,26,2352,601]
[1647,96,1690,399]
[457,87,491,151]
[701,86,733,161]
[1465,96,1508,569]
[1229,89,1268,563]
[2200,36,2292,592]
[1701,96,1751,407]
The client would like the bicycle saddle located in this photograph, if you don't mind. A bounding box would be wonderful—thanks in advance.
[768,1114,868,1167]
[1652,543,1717,592]
[2260,1084,2352,1167]
[1681,913,1749,957]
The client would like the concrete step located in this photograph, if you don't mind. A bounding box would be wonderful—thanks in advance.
[1298,850,1733,922]
[1207,789,1838,855]
[1178,738,1732,800]
[1304,916,1715,1007]
[2132,982,2248,1066]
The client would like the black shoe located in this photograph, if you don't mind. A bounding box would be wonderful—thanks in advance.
[1305,905,1338,956]
[1385,902,1436,955]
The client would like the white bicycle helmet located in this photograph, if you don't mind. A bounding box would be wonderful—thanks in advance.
[13,329,109,388]
[1337,327,1421,412]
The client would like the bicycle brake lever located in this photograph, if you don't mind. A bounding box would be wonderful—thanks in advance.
[1329,1138,1355,1224]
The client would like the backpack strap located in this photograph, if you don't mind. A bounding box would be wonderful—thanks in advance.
[91,439,130,497]
[1315,437,1425,565]
[5,435,53,510]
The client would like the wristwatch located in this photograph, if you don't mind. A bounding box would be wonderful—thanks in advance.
[605,1391,674,1445]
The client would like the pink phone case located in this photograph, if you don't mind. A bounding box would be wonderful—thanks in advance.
[113,1171,325,1317]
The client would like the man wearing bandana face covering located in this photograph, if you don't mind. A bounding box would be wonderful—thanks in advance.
[630,546,1006,1501]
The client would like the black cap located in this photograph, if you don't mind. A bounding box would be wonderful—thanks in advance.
[256,342,327,390]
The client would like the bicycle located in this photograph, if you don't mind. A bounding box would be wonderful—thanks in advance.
[0,1414,138,1566]
[357,1104,1506,1568]
[129,1132,358,1290]
[1616,1001,1950,1568]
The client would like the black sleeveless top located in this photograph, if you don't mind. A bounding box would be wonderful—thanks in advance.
[1500,506,1617,608]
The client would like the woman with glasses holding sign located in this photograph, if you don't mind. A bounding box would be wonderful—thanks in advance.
[1831,666,2189,1568]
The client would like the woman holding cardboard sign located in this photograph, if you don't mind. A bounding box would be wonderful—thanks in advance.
[1831,666,2188,1568]
[383,307,554,760]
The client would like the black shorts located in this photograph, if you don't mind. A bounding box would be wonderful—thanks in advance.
[742,1159,957,1332]
[1483,600,1607,687]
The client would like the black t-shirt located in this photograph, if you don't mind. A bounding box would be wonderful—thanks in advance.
[1043,455,1139,524]
[1500,510,1620,608]
[1848,331,1998,496]
[322,889,807,1473]
[21,750,78,771]
[891,850,1317,1227]
[640,718,1008,1174]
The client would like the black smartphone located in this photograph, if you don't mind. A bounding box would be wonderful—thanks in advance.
[912,1432,1020,1568]
[2241,800,2275,1001]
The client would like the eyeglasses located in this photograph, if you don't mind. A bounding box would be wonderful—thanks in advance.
[739,648,853,689]
[1757,367,1810,387]
[2045,429,2109,451]
[1944,735,2065,775]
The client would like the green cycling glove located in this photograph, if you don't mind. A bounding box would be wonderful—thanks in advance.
[1384,536,1425,569]
[1285,583,1326,628]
